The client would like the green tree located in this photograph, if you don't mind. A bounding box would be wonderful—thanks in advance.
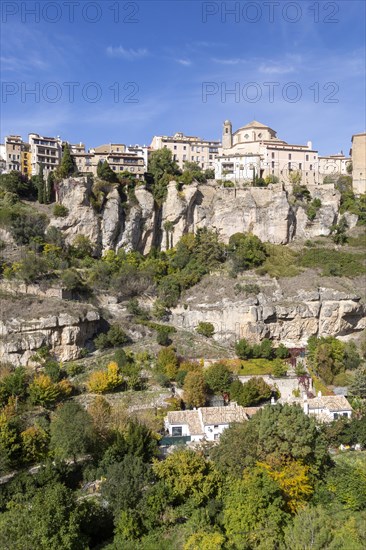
[275,343,289,359]
[211,404,329,477]
[205,363,232,393]
[97,160,118,183]
[283,505,333,550]
[57,143,76,179]
[183,370,207,407]
[101,454,150,516]
[0,482,86,550]
[331,216,349,245]
[196,321,215,338]
[349,366,366,398]
[37,163,45,203]
[152,448,221,505]
[235,338,253,359]
[223,467,288,549]
[147,148,180,202]
[228,232,267,273]
[50,401,95,462]
[46,171,55,203]
[0,171,32,198]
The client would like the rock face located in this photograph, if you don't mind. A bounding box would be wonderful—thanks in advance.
[0,296,100,366]
[170,275,366,347]
[49,178,343,254]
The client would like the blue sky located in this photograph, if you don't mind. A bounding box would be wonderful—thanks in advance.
[1,0,365,155]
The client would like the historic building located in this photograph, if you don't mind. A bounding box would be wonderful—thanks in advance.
[70,142,147,179]
[28,133,63,176]
[151,132,221,171]
[350,133,366,195]
[216,120,319,184]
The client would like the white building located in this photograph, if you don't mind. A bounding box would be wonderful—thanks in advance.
[28,133,62,176]
[318,153,351,182]
[165,403,248,442]
[216,120,319,185]
[281,393,353,423]
[151,132,221,171]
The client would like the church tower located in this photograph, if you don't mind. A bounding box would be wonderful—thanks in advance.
[222,120,232,149]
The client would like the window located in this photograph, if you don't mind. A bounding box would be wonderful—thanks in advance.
[174,145,177,150]
[289,154,292,160]
[272,161,275,168]
[306,154,309,161]
[183,145,186,150]
[244,133,249,139]
[299,163,302,169]
[288,162,291,170]
[310,164,313,170]
[272,152,275,159]
[172,426,182,437]
[343,413,348,417]
[214,434,220,440]
[214,424,218,428]
[334,413,338,420]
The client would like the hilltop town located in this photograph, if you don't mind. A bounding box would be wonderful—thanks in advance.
[0,119,366,548]
[2,120,365,194]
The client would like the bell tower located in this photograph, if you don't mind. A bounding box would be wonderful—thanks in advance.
[222,120,232,149]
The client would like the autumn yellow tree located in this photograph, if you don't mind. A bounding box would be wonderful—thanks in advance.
[183,371,207,407]
[87,362,123,393]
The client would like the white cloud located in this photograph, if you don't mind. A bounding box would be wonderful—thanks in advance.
[106,46,149,60]
[211,57,246,65]
[176,59,192,66]
[258,63,295,75]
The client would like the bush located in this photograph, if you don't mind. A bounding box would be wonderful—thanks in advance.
[205,363,232,393]
[87,362,123,393]
[53,204,69,217]
[94,325,130,350]
[235,338,253,360]
[275,344,289,359]
[196,322,215,338]
[156,326,173,346]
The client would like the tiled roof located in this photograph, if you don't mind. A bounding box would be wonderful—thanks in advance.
[167,410,203,435]
[167,404,249,435]
[308,396,353,412]
[200,404,248,425]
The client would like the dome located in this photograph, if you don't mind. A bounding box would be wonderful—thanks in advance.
[224,119,231,125]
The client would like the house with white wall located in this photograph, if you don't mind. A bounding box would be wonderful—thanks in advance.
[165,403,248,443]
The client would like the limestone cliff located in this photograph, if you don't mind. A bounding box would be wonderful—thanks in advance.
[170,273,366,347]
[0,295,100,366]
[49,178,345,254]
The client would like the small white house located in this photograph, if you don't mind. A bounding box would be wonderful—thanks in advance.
[165,403,249,443]
[304,394,353,422]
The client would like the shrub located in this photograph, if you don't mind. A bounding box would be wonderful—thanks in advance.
[53,204,69,217]
[87,362,123,393]
[94,325,130,350]
[196,322,215,338]
[275,344,289,359]
[29,374,72,407]
[156,326,173,346]
[235,338,253,360]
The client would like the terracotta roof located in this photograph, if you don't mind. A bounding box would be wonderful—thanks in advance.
[167,404,249,435]
[308,396,353,412]
[200,404,248,425]
[167,410,203,435]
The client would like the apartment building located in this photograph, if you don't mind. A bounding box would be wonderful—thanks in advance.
[318,153,351,181]
[350,133,366,195]
[70,143,146,179]
[151,132,221,170]
[4,135,23,172]
[216,120,319,184]
[21,143,32,177]
[28,133,62,176]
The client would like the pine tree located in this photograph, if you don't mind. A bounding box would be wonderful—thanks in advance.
[97,160,118,183]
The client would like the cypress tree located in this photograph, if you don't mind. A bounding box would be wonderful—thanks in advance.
[59,143,76,178]
[37,163,45,203]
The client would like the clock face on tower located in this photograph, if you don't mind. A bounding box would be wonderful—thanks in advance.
[244,134,249,139]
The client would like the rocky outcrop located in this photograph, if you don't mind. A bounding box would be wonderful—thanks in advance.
[48,178,345,255]
[170,275,366,347]
[0,295,100,366]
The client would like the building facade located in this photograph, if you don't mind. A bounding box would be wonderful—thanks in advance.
[318,153,351,181]
[4,135,23,172]
[350,133,366,194]
[216,120,319,185]
[28,133,63,176]
[70,142,147,179]
[151,132,221,171]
